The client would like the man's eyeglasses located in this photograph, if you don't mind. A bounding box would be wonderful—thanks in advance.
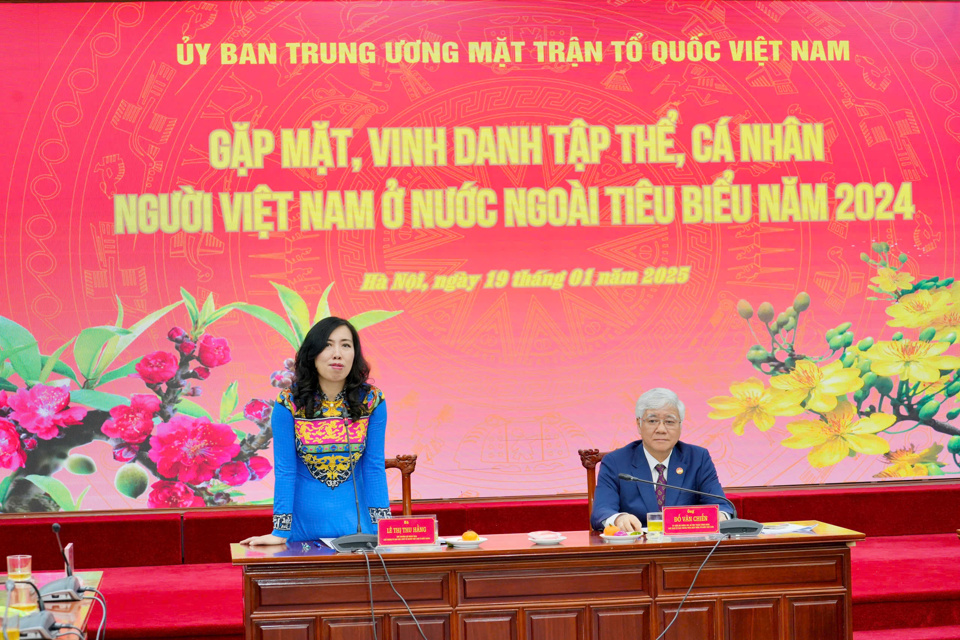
[640,417,681,429]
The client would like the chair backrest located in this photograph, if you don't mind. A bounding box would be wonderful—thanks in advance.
[578,448,608,521]
[385,454,418,515]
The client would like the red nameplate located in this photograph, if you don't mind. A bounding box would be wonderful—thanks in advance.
[663,505,720,535]
[377,516,437,546]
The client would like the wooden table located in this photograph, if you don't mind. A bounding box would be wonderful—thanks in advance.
[232,522,863,640]
[1,571,102,638]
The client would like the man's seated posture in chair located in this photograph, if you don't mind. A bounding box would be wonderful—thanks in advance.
[591,388,733,532]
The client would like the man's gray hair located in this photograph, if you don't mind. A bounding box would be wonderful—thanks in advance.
[635,388,685,421]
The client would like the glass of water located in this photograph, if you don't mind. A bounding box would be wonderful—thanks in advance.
[647,512,664,538]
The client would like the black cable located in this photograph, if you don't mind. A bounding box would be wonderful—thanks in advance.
[655,534,728,640]
[361,549,378,640]
[374,547,428,640]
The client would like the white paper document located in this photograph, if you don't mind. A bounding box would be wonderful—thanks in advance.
[761,522,819,534]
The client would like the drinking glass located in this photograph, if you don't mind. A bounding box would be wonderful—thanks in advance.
[6,583,38,615]
[2,611,21,640]
[647,512,664,538]
[4,557,30,582]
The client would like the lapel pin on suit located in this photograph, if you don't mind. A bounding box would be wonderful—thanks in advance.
[676,467,683,475]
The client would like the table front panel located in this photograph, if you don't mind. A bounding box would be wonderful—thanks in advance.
[255,571,450,610]
[392,615,449,640]
[591,605,651,640]
[459,564,649,604]
[723,598,780,640]
[459,610,518,640]
[786,595,845,640]
[658,552,844,595]
[525,607,585,640]
[657,600,718,640]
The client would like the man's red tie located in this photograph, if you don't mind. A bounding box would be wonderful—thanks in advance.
[655,463,667,510]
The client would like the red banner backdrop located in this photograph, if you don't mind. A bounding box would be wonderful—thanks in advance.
[1,1,959,512]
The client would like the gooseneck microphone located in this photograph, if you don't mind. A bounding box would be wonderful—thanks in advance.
[38,523,82,602]
[617,472,763,536]
[330,419,378,552]
[8,579,57,640]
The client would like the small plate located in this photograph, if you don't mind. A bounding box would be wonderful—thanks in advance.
[528,535,566,545]
[600,533,642,544]
[445,536,488,548]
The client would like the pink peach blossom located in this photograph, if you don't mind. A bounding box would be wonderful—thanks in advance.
[148,415,240,484]
[0,419,26,470]
[6,385,86,440]
[135,351,180,385]
[218,461,250,486]
[197,334,231,368]
[147,481,204,508]
[101,394,161,444]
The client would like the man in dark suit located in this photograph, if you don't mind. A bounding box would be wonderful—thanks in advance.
[591,388,733,531]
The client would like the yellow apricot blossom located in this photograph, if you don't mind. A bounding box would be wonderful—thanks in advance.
[782,400,893,467]
[871,267,914,293]
[869,340,960,384]
[769,360,863,413]
[707,378,806,435]
[886,290,953,329]
[874,444,943,478]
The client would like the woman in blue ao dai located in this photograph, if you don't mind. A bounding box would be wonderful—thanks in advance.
[240,317,389,545]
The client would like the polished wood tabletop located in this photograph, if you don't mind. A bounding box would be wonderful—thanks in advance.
[1,571,102,633]
[231,521,864,564]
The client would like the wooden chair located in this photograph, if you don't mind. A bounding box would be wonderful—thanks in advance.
[578,448,609,520]
[385,454,418,516]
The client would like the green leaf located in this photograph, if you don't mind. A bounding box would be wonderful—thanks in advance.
[314,282,335,323]
[200,292,216,325]
[232,427,247,442]
[70,389,130,411]
[348,309,403,331]
[24,475,78,511]
[0,474,15,508]
[0,316,42,383]
[74,485,91,510]
[41,357,79,385]
[204,307,235,326]
[243,498,274,505]
[38,338,76,383]
[176,398,213,420]
[181,288,200,325]
[95,300,183,379]
[220,381,239,423]
[271,282,311,344]
[226,414,245,424]
[73,326,132,380]
[98,357,144,386]
[114,295,124,329]
[227,491,246,497]
[223,303,298,349]
[0,378,18,392]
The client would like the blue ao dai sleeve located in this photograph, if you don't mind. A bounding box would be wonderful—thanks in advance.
[270,402,297,538]
[360,402,390,524]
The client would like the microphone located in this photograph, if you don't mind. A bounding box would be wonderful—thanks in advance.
[8,579,57,640]
[330,416,378,553]
[38,523,81,602]
[617,472,763,536]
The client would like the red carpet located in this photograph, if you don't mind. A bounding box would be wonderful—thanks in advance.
[86,563,243,638]
[852,534,960,631]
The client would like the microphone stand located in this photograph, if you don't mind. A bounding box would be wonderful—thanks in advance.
[39,523,81,602]
[617,472,763,536]
[330,414,378,552]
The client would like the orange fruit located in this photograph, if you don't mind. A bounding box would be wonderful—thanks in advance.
[603,524,620,536]
[462,530,479,541]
